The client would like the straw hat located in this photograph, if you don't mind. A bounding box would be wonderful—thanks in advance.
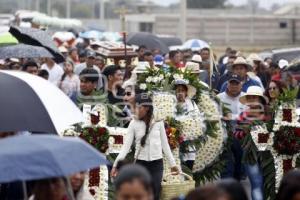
[247,53,262,62]
[231,57,252,71]
[185,61,200,74]
[173,79,197,98]
[191,54,202,64]
[132,61,151,74]
[239,86,268,105]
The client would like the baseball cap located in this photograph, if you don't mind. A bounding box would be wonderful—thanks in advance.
[154,55,164,65]
[86,50,96,58]
[228,74,242,83]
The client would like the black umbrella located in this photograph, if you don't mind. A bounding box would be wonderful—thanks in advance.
[127,32,169,54]
[9,26,65,63]
[0,44,54,59]
[0,70,83,134]
[158,36,182,47]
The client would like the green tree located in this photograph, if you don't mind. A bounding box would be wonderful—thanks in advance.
[187,0,227,8]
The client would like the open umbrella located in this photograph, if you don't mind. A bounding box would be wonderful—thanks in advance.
[0,134,108,183]
[0,70,83,134]
[127,32,169,54]
[0,44,54,59]
[158,36,182,47]
[9,26,64,63]
[0,32,18,46]
[182,39,209,51]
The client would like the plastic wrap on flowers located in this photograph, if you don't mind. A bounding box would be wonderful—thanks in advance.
[153,92,176,121]
[91,104,108,127]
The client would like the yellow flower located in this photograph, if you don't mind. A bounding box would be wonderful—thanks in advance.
[171,127,177,134]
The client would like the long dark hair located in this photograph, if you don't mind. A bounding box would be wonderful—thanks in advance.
[276,170,300,200]
[61,60,74,83]
[135,94,153,147]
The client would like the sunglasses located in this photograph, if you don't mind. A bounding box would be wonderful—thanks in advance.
[125,92,132,96]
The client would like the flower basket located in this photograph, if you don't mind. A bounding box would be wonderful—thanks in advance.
[161,173,195,200]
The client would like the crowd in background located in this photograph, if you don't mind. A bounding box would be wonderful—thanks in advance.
[1,32,300,200]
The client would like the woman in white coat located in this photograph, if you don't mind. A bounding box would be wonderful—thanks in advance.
[111,94,180,200]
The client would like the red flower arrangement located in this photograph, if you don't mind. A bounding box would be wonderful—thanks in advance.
[282,109,292,122]
[258,133,269,143]
[283,159,293,173]
[273,126,300,155]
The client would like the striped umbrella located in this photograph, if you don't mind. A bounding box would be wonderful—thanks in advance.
[182,39,209,51]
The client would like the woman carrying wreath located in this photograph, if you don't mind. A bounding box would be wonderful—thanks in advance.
[234,86,271,200]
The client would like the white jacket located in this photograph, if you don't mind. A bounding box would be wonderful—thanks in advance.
[114,120,176,167]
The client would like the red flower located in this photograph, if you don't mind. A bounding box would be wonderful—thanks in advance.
[283,109,292,122]
[98,127,106,135]
[89,189,96,196]
[258,133,269,143]
[283,159,293,173]
[90,114,100,125]
[295,128,300,137]
[114,135,123,144]
[88,127,94,134]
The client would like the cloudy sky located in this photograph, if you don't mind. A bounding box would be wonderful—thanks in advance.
[146,0,297,9]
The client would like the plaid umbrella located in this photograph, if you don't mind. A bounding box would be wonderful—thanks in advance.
[0,44,53,59]
[9,26,64,63]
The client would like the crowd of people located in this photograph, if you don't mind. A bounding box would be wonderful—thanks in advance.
[1,31,300,200]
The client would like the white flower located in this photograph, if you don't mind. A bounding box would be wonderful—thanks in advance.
[159,74,164,80]
[140,83,147,90]
[146,77,152,83]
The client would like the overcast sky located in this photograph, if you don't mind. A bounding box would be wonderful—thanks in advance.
[146,0,298,9]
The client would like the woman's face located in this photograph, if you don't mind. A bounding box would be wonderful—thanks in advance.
[268,81,279,99]
[70,172,85,193]
[176,85,188,102]
[64,62,73,73]
[116,179,152,200]
[136,105,149,120]
[123,87,135,104]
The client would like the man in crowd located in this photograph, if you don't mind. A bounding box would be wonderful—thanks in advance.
[94,55,106,72]
[217,74,245,120]
[168,50,183,68]
[77,68,105,108]
[218,74,245,181]
[74,50,100,75]
[22,60,39,75]
[220,57,261,93]
[137,45,147,61]
[41,58,64,86]
[102,65,124,104]
[143,51,154,68]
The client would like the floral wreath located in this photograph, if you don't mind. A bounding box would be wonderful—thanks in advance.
[137,67,227,185]
[245,88,300,199]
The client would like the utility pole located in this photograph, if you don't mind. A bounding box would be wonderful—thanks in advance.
[99,0,105,20]
[47,0,52,16]
[35,0,40,11]
[180,0,187,42]
[66,0,71,18]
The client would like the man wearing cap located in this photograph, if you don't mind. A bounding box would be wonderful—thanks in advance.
[217,74,245,120]
[220,57,261,93]
[41,58,64,86]
[76,68,105,108]
[74,50,100,76]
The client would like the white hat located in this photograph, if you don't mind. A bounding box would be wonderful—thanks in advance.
[278,59,289,69]
[173,79,197,98]
[191,54,202,63]
[132,61,151,74]
[185,61,200,73]
[247,53,262,62]
[239,86,268,105]
[58,46,68,53]
[9,58,20,63]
